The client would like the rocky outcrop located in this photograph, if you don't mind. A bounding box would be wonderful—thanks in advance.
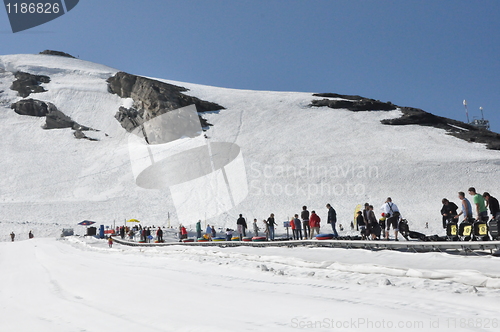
[39,50,75,58]
[11,99,95,134]
[311,93,396,112]
[311,93,500,150]
[10,71,50,98]
[107,72,224,132]
[11,98,53,116]
[382,107,500,150]
[114,106,144,132]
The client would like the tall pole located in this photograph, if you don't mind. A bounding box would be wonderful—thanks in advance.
[480,107,484,120]
[463,100,470,123]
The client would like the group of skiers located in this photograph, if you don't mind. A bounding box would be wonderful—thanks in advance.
[441,188,500,227]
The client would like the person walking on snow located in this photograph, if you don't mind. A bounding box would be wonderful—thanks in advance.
[108,237,113,248]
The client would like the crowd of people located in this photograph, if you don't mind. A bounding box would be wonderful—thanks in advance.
[71,187,500,245]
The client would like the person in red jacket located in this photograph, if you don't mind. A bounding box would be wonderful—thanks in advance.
[181,225,188,240]
[309,211,321,239]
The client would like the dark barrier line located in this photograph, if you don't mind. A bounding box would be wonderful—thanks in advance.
[110,236,500,253]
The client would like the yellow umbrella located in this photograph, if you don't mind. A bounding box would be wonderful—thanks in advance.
[127,219,140,223]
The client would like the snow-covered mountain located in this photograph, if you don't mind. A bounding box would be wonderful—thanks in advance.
[1,52,500,241]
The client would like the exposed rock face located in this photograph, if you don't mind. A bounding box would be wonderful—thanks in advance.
[10,71,51,98]
[114,106,144,132]
[11,99,94,133]
[39,50,75,58]
[382,107,500,150]
[11,98,52,116]
[311,93,396,112]
[107,72,224,132]
[311,93,500,150]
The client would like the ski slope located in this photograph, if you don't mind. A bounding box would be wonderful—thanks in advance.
[1,237,499,332]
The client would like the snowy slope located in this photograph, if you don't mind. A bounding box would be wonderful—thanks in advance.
[1,237,499,332]
[1,53,500,241]
[1,54,500,332]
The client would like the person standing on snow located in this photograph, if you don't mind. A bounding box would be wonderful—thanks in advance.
[205,224,212,240]
[441,198,458,228]
[252,218,260,236]
[381,197,401,241]
[196,220,202,239]
[267,213,277,240]
[156,227,163,242]
[108,237,113,248]
[237,214,247,240]
[10,232,15,242]
[292,214,302,240]
[28,231,34,239]
[469,187,488,221]
[483,192,500,220]
[356,211,367,240]
[263,219,270,240]
[301,206,310,240]
[455,191,473,222]
[326,203,338,238]
[309,211,321,239]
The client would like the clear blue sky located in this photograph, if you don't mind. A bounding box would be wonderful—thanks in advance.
[1,0,499,132]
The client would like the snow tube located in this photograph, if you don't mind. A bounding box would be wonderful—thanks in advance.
[197,238,209,242]
[212,237,225,242]
[242,237,253,242]
[252,236,267,242]
[231,236,240,241]
[182,239,194,243]
[315,234,334,240]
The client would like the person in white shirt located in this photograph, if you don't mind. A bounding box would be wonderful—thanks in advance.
[381,197,401,241]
